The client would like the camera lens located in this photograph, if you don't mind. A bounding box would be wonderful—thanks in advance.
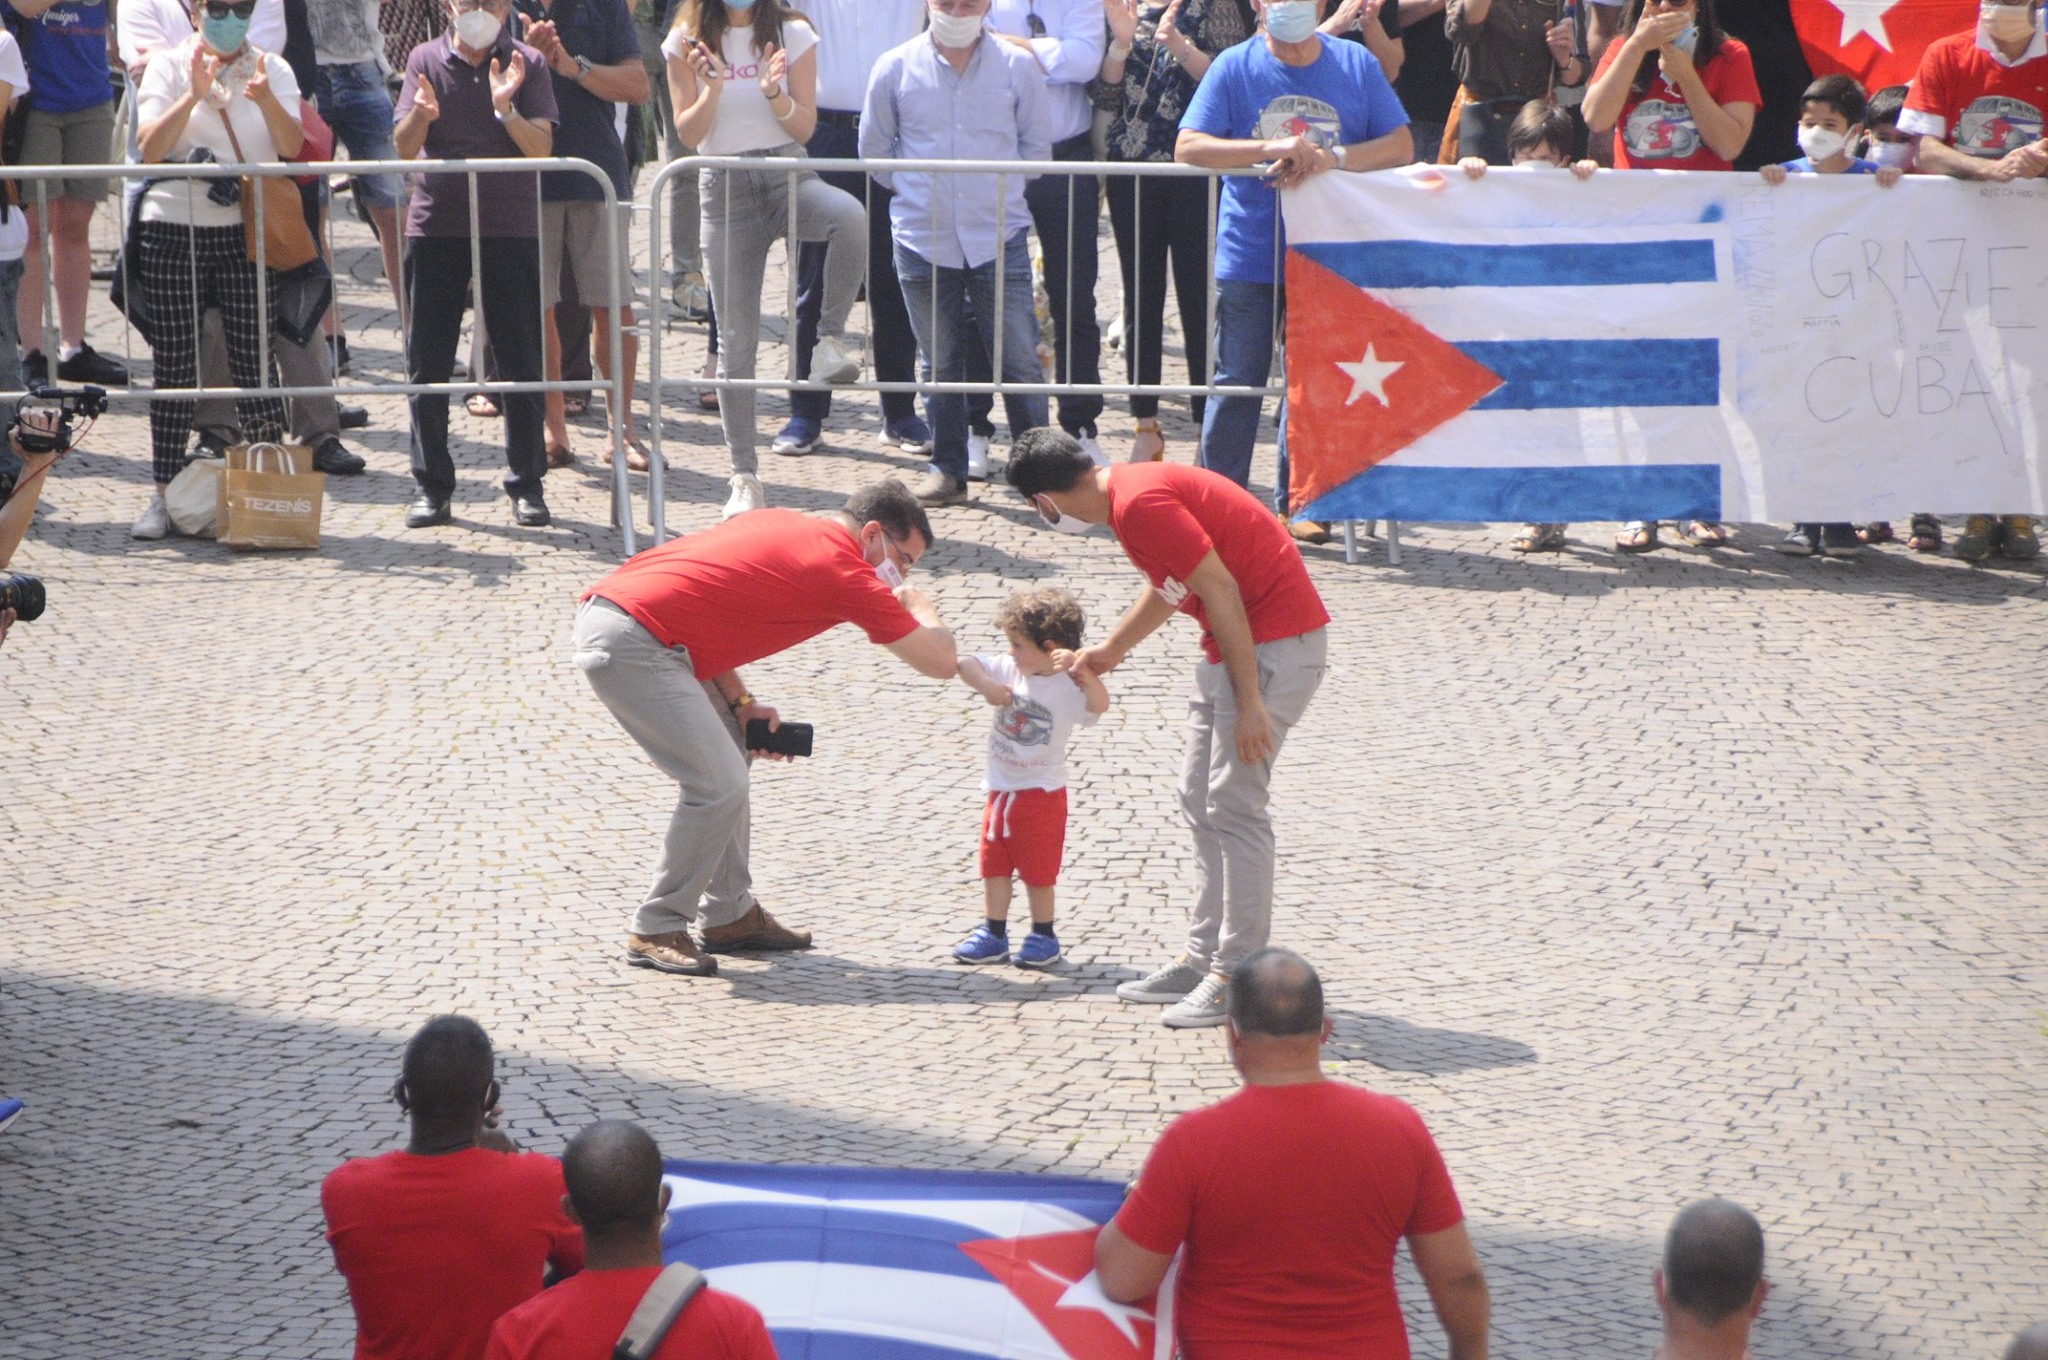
[0,572,46,622]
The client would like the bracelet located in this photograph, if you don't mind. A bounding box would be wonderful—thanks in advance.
[728,691,754,713]
[1107,40,1131,60]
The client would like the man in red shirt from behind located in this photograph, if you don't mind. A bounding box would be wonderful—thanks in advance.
[1096,949,1490,1360]
[1007,432,1329,1029]
[487,1120,778,1360]
[322,1016,586,1360]
[575,479,960,977]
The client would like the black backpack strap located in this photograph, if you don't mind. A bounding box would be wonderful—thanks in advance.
[613,1263,706,1360]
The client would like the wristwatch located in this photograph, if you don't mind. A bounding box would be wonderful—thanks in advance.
[574,54,594,82]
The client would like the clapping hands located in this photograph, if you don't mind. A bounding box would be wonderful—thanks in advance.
[488,50,527,113]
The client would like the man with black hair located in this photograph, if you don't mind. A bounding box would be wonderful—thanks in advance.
[1655,1198,1768,1358]
[2007,1322,2048,1360]
[1096,948,1490,1358]
[575,478,960,977]
[486,1121,778,1360]
[1006,431,1327,1028]
[322,1015,584,1360]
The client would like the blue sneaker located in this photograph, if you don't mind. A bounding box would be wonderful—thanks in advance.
[1015,931,1062,969]
[771,417,822,456]
[0,1098,23,1134]
[883,415,933,454]
[952,926,1011,964]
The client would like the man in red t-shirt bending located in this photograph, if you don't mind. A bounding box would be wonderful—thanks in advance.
[486,1120,777,1360]
[575,480,960,976]
[1007,431,1329,1029]
[1096,949,1490,1360]
[322,1016,586,1360]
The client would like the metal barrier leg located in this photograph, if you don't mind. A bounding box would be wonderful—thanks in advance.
[1342,520,1357,565]
[1387,520,1402,566]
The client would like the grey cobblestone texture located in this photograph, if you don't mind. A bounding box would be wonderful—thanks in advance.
[1,193,2044,1360]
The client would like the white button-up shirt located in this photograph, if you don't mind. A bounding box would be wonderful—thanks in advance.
[806,0,928,113]
[861,33,1052,269]
[985,0,1105,143]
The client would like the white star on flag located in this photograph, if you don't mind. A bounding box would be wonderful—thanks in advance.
[1828,0,1896,49]
[1030,1263,1155,1347]
[1337,344,1404,407]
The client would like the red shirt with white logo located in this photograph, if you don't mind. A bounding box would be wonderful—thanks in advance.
[1115,1082,1465,1360]
[485,1268,779,1360]
[322,1148,586,1360]
[1105,463,1330,665]
[585,509,922,679]
[1902,30,2048,157]
[1594,35,1760,170]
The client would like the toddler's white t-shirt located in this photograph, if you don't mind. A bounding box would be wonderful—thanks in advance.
[975,654,1099,793]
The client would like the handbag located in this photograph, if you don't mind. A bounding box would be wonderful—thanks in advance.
[108,174,158,345]
[164,454,223,537]
[222,109,320,271]
[613,1263,705,1360]
[294,98,334,186]
[217,442,326,550]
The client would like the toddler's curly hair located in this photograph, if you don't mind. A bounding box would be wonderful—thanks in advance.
[993,588,1086,652]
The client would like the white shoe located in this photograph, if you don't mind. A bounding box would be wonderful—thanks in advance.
[1076,431,1110,467]
[966,433,991,481]
[131,492,170,540]
[810,335,861,385]
[722,473,765,520]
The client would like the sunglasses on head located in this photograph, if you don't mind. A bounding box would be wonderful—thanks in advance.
[1025,5,1046,36]
[204,1,258,17]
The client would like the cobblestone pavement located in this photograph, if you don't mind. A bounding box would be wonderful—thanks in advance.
[2,191,2045,1360]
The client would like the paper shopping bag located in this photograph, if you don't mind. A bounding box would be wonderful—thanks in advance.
[217,442,325,550]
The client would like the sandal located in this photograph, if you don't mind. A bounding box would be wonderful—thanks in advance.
[563,395,589,418]
[1907,513,1943,553]
[1615,522,1660,553]
[697,389,720,411]
[1130,419,1165,463]
[546,443,576,468]
[465,392,500,418]
[1858,521,1895,545]
[623,437,651,473]
[1681,519,1729,546]
[1511,523,1566,553]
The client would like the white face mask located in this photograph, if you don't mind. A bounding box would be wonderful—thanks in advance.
[1797,125,1848,162]
[1034,496,1091,535]
[454,7,502,47]
[867,532,908,587]
[927,6,986,47]
[1870,139,1913,169]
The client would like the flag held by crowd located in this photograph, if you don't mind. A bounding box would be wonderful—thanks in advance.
[1280,168,2048,525]
[660,1161,1171,1360]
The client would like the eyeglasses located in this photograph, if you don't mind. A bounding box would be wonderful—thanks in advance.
[884,534,921,573]
[204,1,257,17]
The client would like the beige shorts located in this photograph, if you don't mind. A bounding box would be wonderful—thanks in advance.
[18,101,118,204]
[539,199,628,309]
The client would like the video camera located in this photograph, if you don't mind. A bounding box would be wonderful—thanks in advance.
[0,385,106,627]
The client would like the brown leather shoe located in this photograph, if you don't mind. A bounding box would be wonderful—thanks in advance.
[910,469,967,506]
[625,931,718,976]
[701,904,814,953]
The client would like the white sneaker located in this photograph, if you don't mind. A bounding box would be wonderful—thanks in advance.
[1076,431,1110,467]
[810,335,861,385]
[966,433,991,481]
[131,492,170,540]
[1161,973,1231,1029]
[722,473,765,520]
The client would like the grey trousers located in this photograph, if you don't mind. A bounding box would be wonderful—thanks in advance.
[1181,628,1328,976]
[700,147,866,475]
[193,309,340,446]
[572,599,756,936]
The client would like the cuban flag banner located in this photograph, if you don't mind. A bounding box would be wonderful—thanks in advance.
[660,1161,1171,1360]
[1280,169,2048,525]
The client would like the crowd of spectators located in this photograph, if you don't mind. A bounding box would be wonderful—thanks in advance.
[0,0,2042,552]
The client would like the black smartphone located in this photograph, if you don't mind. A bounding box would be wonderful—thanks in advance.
[745,718,814,758]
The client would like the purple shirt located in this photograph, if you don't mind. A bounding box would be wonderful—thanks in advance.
[395,30,560,238]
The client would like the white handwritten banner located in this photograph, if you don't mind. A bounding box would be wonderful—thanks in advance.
[1280,168,2048,523]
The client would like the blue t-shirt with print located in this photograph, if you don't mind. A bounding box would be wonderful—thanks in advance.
[19,0,114,113]
[1779,156,1881,174]
[1180,34,1408,284]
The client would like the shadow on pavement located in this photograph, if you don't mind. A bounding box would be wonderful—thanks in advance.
[1325,1009,1540,1075]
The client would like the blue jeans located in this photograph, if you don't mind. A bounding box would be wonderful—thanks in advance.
[1198,278,1283,499]
[314,61,400,210]
[894,233,1047,483]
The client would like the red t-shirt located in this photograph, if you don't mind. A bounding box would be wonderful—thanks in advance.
[1594,36,1760,170]
[322,1148,586,1360]
[485,1268,779,1360]
[584,510,921,679]
[1115,1082,1465,1360]
[1902,31,2048,157]
[1105,463,1330,665]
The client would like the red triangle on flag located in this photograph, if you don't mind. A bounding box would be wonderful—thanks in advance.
[959,1228,1159,1360]
[1283,250,1503,515]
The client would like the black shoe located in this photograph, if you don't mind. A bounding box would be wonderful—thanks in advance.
[55,343,130,386]
[191,430,233,461]
[1820,523,1861,558]
[405,493,452,527]
[22,350,47,385]
[1775,525,1820,556]
[512,494,551,527]
[312,436,366,475]
[338,404,370,430]
[329,337,352,377]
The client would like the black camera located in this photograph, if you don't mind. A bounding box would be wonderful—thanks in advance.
[15,384,109,456]
[0,572,43,622]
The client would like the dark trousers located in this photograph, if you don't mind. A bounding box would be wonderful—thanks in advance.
[404,235,547,501]
[789,113,915,426]
[1105,170,1212,424]
[968,132,1103,436]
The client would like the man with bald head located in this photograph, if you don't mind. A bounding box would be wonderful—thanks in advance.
[1654,1198,1769,1359]
[2007,1323,2048,1360]
[486,1121,777,1360]
[1095,948,1491,1358]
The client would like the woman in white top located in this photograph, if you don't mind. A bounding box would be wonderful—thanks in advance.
[664,0,866,519]
[128,0,303,540]
[0,28,30,393]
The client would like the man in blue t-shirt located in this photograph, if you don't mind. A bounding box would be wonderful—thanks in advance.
[1176,0,1409,534]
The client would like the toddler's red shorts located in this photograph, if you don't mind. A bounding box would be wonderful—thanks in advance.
[979,787,1068,888]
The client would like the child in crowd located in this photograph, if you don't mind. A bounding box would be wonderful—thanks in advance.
[1853,85,1932,551]
[1462,101,1598,556]
[1760,75,1902,559]
[952,588,1110,969]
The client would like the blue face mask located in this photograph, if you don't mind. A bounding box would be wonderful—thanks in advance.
[1265,0,1319,42]
[1671,20,1698,54]
[202,10,251,51]
[725,0,756,9]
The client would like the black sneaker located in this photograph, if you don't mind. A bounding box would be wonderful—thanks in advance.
[1820,523,1861,558]
[312,436,366,475]
[22,350,47,385]
[512,494,551,527]
[330,337,352,377]
[1775,525,1820,556]
[191,430,233,461]
[405,493,452,527]
[56,343,130,386]
[338,404,370,430]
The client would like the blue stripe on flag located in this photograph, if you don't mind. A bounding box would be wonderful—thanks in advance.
[1295,239,1717,289]
[1298,464,1722,524]
[1458,339,1718,409]
[664,1204,997,1280]
[666,1160,1123,1212]
[771,1330,997,1360]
